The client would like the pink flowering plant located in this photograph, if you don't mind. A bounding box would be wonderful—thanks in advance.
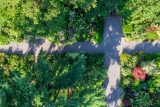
[132,67,146,80]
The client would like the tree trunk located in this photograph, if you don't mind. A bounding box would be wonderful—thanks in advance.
[67,87,73,100]
[34,55,37,64]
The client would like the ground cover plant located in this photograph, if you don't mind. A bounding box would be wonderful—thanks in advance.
[0,53,106,107]
[120,52,160,106]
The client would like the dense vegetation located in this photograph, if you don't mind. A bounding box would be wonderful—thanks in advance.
[120,52,160,106]
[118,0,160,41]
[0,0,118,45]
[0,0,160,44]
[0,53,106,107]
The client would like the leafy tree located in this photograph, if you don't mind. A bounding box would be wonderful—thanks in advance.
[0,53,106,107]
[0,0,116,45]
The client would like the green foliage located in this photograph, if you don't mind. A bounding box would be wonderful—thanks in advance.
[120,52,160,106]
[131,92,151,107]
[143,53,160,61]
[1,0,160,43]
[122,24,133,33]
[122,19,134,33]
[92,32,103,44]
[146,32,159,41]
[117,0,160,41]
[0,0,118,45]
[141,61,159,76]
[0,89,6,107]
[148,74,160,93]
[0,53,106,107]
[54,54,86,89]
[120,53,138,69]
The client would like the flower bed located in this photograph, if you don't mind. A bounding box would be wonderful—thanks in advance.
[120,52,160,106]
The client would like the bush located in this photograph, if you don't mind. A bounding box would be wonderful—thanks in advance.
[146,32,159,41]
[92,32,103,44]
[148,74,160,93]
[141,60,159,76]
[121,76,132,88]
[122,21,134,34]
[132,67,146,80]
[0,90,6,107]
[121,68,132,77]
[120,53,138,69]
[131,92,151,107]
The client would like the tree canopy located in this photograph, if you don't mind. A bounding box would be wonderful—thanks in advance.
[0,0,115,45]
[0,0,160,44]
[0,53,106,107]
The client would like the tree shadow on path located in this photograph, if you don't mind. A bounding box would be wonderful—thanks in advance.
[123,42,160,54]
[103,16,123,107]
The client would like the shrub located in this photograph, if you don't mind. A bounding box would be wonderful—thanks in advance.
[146,32,159,41]
[122,23,134,34]
[0,90,6,107]
[120,53,138,69]
[132,67,146,80]
[131,92,151,107]
[121,53,160,106]
[148,74,160,93]
[141,60,159,76]
[121,68,132,77]
[155,57,160,68]
[121,76,132,87]
[120,53,131,66]
[92,32,102,44]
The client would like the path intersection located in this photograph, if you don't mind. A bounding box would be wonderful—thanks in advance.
[1,16,160,107]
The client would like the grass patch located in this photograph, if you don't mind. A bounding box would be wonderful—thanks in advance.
[122,24,133,34]
[146,32,159,41]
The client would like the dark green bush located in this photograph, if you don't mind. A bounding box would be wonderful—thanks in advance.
[0,90,6,107]
[0,53,106,107]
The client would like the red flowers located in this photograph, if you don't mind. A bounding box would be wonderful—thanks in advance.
[132,67,146,80]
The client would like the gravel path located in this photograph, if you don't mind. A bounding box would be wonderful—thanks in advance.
[0,39,104,56]
[123,41,160,53]
[103,16,123,107]
[1,16,160,107]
